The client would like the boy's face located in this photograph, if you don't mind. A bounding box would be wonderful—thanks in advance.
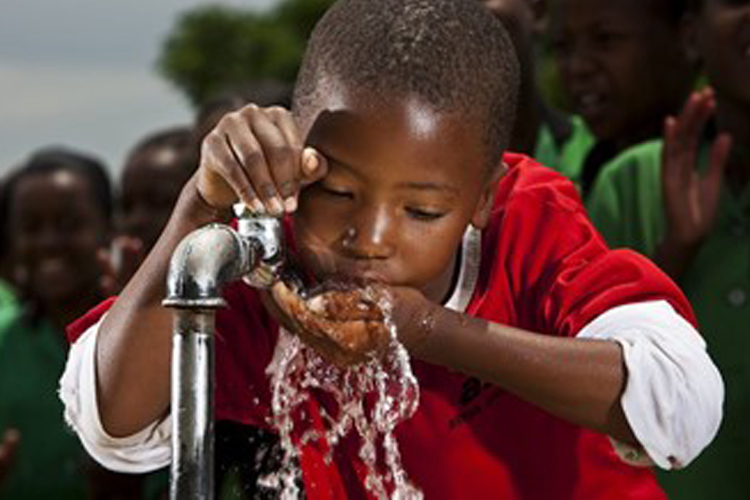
[551,0,691,142]
[119,148,190,252]
[293,89,499,303]
[9,170,108,306]
[691,0,750,106]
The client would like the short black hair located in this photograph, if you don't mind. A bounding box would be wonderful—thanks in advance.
[1,147,113,226]
[293,0,520,169]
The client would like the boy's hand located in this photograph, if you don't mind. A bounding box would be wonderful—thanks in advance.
[661,87,732,250]
[268,281,394,366]
[196,104,328,215]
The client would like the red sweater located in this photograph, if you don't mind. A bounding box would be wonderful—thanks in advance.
[69,154,695,499]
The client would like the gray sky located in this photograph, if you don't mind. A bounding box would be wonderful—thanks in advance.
[0,0,281,178]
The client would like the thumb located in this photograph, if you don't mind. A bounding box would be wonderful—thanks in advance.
[300,147,329,186]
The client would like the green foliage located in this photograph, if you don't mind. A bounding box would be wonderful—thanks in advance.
[157,0,335,109]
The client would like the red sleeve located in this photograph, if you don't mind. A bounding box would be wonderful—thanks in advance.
[496,158,696,337]
[66,297,117,344]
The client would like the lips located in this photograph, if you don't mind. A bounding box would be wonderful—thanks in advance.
[573,91,607,120]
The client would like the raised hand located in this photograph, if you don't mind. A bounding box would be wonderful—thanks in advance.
[196,104,327,215]
[656,87,732,278]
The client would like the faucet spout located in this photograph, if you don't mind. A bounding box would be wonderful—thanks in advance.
[163,215,284,500]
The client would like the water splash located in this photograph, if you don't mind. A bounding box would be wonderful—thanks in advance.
[265,287,422,499]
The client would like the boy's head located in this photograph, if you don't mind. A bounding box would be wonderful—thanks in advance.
[551,0,696,146]
[119,126,195,252]
[293,0,519,171]
[289,0,520,302]
[684,0,750,108]
[2,147,112,308]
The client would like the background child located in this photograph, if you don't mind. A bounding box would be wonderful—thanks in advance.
[61,0,722,498]
[480,0,595,174]
[587,0,750,496]
[0,148,145,499]
[549,0,696,195]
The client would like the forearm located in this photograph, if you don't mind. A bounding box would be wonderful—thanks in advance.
[405,304,636,444]
[96,178,227,437]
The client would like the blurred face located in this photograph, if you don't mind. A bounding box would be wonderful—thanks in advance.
[9,170,108,306]
[119,147,190,251]
[294,89,499,303]
[551,0,692,143]
[692,0,750,106]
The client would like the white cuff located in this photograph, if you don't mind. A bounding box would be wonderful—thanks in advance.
[59,315,171,473]
[577,300,724,470]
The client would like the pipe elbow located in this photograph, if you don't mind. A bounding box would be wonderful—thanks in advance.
[163,224,251,309]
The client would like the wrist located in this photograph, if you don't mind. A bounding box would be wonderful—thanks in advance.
[175,176,232,227]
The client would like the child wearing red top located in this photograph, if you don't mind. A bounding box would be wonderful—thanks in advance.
[60,0,722,498]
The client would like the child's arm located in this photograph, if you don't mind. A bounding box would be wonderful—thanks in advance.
[93,105,326,438]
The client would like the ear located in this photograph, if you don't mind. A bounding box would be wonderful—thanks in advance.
[681,12,703,68]
[471,162,508,230]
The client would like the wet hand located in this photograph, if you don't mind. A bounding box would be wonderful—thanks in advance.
[195,104,328,215]
[661,87,732,249]
[269,281,393,366]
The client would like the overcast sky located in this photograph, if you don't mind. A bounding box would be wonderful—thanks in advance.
[0,0,281,178]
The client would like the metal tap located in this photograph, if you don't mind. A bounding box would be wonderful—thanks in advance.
[163,207,284,500]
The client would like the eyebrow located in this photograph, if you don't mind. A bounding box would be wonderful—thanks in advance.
[322,151,460,195]
[397,181,460,194]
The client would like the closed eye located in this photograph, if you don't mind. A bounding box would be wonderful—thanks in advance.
[406,207,446,221]
[320,185,354,199]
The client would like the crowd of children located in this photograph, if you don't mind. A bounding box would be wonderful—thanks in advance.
[0,0,747,498]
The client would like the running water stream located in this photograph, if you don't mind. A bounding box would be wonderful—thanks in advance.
[263,286,423,500]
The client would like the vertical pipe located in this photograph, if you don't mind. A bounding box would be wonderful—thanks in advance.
[170,310,216,500]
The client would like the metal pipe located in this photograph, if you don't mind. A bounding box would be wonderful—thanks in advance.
[163,216,284,500]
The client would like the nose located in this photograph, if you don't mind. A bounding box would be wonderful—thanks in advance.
[340,206,396,260]
[560,40,597,81]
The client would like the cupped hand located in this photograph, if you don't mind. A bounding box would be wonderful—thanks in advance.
[268,281,392,366]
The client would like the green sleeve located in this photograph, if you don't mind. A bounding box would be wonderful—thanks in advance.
[586,141,666,257]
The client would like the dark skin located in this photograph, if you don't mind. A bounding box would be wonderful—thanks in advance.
[5,169,145,497]
[550,0,694,150]
[655,0,750,279]
[95,88,637,449]
[8,171,110,332]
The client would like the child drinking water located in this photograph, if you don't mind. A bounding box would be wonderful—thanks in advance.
[61,0,722,498]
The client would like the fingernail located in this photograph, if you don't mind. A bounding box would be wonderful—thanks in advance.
[279,180,296,198]
[268,197,284,216]
[250,199,266,214]
[284,196,297,213]
[303,148,319,174]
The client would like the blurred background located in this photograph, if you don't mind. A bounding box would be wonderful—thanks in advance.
[0,0,318,176]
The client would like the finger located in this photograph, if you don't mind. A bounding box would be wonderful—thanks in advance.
[327,319,388,355]
[307,290,385,321]
[202,130,263,212]
[222,114,284,216]
[703,133,732,212]
[301,147,329,186]
[682,89,715,152]
[246,108,299,213]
